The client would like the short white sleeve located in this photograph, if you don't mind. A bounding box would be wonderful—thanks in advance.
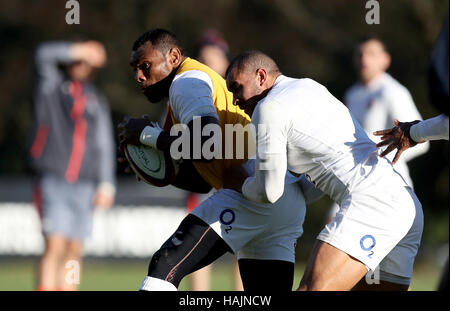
[169,70,218,124]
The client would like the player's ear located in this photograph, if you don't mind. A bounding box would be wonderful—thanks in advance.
[168,48,182,67]
[256,68,267,86]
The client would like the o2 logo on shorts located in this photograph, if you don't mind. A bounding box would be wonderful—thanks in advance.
[360,235,376,258]
[220,209,235,234]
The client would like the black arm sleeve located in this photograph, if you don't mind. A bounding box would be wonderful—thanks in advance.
[171,160,212,194]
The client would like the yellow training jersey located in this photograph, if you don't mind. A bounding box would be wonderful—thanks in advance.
[163,57,255,189]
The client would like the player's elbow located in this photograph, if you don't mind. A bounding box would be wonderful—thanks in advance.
[34,43,54,65]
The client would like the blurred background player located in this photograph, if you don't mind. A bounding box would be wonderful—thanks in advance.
[184,29,243,291]
[196,29,230,78]
[29,39,116,291]
[325,35,431,287]
[346,35,430,186]
[327,35,430,224]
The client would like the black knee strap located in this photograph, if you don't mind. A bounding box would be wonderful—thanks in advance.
[147,214,232,288]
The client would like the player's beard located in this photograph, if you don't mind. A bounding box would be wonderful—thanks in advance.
[239,87,270,117]
[142,70,177,103]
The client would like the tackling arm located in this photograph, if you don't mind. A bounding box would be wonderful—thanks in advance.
[242,100,288,204]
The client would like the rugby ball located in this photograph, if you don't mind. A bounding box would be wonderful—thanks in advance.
[124,144,179,187]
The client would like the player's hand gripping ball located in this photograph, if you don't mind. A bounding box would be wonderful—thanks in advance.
[118,116,179,186]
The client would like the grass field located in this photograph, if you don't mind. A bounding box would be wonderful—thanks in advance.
[0,256,442,291]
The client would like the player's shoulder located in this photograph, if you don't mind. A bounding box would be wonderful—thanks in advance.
[342,83,364,107]
[255,90,282,119]
[280,75,320,87]
[344,83,363,98]
[294,77,329,93]
[252,99,285,125]
[263,76,329,110]
[380,73,413,99]
[171,70,213,92]
[256,77,300,118]
[169,69,214,102]
[272,75,323,96]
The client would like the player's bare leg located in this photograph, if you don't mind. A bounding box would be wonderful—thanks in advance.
[37,234,67,291]
[298,240,367,291]
[58,239,83,291]
[233,256,244,291]
[189,265,211,291]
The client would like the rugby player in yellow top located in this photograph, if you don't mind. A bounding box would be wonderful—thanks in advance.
[118,29,316,291]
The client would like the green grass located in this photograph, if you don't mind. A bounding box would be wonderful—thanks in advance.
[0,258,441,291]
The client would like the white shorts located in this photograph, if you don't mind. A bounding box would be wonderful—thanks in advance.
[317,185,423,285]
[191,182,306,263]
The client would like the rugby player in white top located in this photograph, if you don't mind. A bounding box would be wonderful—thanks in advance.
[325,35,430,257]
[344,35,429,187]
[225,50,424,291]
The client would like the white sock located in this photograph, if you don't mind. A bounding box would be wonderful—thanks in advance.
[139,276,177,291]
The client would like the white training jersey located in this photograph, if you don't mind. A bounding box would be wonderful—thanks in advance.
[344,73,429,186]
[242,75,408,204]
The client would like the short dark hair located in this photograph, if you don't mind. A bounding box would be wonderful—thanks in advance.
[195,29,229,56]
[132,29,185,55]
[226,50,280,78]
[357,34,389,53]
